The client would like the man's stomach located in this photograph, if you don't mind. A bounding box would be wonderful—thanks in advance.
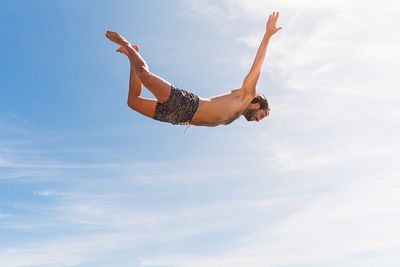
[191,97,245,126]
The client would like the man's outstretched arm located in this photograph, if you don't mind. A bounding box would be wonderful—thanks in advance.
[242,12,282,96]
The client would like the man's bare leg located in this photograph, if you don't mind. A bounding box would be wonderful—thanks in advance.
[106,31,172,103]
[117,44,142,98]
[117,45,157,118]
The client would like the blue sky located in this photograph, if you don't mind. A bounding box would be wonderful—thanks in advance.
[1,0,400,266]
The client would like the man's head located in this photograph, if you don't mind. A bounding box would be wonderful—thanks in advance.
[243,94,270,122]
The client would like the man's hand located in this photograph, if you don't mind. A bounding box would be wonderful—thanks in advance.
[266,11,282,36]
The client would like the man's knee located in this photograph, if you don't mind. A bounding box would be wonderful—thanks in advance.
[127,96,139,110]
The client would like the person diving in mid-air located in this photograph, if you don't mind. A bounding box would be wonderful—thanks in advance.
[105,11,282,127]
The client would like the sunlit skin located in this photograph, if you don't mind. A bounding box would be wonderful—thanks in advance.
[105,12,281,127]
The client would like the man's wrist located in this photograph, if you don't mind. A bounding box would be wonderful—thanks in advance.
[264,32,272,39]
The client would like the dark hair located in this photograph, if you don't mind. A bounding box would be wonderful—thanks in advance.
[251,94,269,110]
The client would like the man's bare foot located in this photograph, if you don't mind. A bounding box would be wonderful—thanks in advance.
[116,44,139,56]
[105,30,130,47]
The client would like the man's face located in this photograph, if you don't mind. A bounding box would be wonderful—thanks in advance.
[244,108,269,122]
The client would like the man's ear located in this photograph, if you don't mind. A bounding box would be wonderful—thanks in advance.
[253,103,261,109]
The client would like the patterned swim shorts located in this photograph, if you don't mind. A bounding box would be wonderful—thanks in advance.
[153,85,200,125]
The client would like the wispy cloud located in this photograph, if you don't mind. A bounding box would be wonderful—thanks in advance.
[139,1,400,267]
[140,167,400,267]
[183,0,400,97]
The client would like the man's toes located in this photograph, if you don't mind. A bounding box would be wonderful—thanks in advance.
[132,44,139,51]
[116,46,129,55]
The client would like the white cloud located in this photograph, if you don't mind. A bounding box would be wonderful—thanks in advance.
[140,168,400,267]
[0,232,140,267]
[137,1,400,266]
[183,0,400,98]
[237,31,263,48]
[0,157,11,168]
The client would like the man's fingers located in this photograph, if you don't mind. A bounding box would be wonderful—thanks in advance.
[268,11,281,28]
[268,12,279,21]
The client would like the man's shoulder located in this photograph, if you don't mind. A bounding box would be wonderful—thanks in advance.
[234,87,256,102]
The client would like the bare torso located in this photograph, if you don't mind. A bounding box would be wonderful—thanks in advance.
[190,88,254,127]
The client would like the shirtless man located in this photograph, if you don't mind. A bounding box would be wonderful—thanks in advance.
[105,12,281,127]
